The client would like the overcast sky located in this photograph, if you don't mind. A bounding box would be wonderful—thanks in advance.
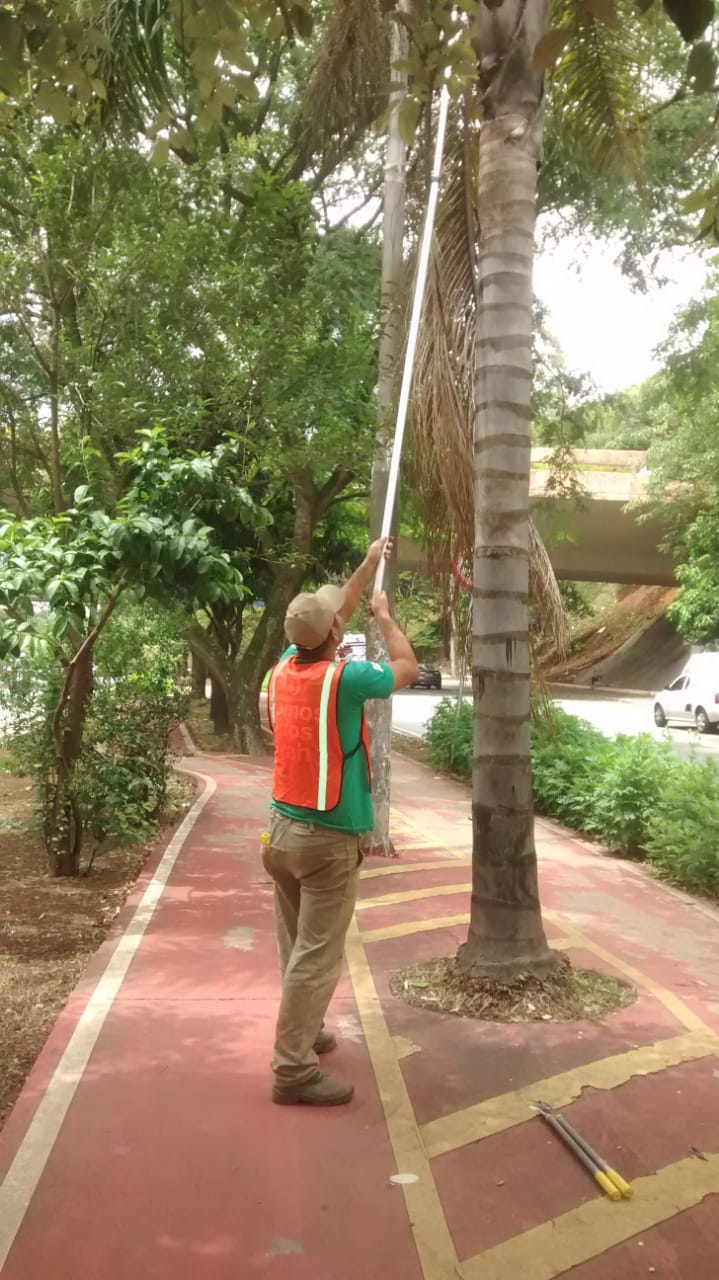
[534,235,711,396]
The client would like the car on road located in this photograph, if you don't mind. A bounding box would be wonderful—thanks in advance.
[410,664,442,691]
[653,656,719,734]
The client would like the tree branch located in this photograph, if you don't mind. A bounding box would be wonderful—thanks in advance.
[51,578,127,765]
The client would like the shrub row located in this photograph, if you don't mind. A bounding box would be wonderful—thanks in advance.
[425,698,719,898]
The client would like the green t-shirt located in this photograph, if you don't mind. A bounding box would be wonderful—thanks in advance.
[271,647,394,834]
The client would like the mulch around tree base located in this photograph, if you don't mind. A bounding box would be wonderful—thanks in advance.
[390,952,636,1024]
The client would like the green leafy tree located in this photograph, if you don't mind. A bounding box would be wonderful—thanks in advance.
[0,118,381,750]
[0,431,264,874]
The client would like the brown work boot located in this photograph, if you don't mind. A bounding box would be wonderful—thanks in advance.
[273,1071,354,1107]
[313,1029,337,1054]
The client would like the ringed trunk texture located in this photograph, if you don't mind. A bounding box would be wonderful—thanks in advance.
[459,0,555,980]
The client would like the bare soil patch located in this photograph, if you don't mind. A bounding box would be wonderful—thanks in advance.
[542,585,677,682]
[0,756,193,1130]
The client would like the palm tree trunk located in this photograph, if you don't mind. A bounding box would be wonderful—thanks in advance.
[459,0,556,980]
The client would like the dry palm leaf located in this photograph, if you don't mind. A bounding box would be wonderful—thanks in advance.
[298,0,391,169]
[407,95,567,655]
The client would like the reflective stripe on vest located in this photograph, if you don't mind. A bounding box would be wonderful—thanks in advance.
[316,662,336,810]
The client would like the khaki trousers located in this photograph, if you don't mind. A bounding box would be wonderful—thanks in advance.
[263,812,361,1085]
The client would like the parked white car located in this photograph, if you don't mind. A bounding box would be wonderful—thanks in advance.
[653,655,719,734]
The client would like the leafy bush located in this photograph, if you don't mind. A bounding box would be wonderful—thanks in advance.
[425,698,473,778]
[558,581,592,620]
[644,759,719,896]
[587,733,673,857]
[2,604,188,862]
[424,697,719,898]
[78,605,188,847]
[531,709,612,831]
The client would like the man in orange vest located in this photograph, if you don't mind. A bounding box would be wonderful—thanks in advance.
[265,537,419,1106]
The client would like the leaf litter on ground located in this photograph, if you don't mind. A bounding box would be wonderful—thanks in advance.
[390,953,635,1023]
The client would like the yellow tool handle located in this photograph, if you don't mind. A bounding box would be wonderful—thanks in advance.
[605,1168,633,1199]
[595,1171,622,1201]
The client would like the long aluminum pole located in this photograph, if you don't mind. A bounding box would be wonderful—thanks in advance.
[374,81,451,594]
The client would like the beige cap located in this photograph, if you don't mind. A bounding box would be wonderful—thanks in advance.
[284,584,346,649]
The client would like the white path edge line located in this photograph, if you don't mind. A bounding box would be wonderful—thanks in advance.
[0,769,217,1273]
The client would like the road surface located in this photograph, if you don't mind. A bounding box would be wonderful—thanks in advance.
[393,687,719,762]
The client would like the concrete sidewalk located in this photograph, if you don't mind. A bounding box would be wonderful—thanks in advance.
[1,751,719,1279]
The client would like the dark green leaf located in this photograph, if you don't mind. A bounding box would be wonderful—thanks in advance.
[289,5,313,38]
[36,82,72,125]
[533,27,572,72]
[267,13,285,39]
[150,136,170,167]
[682,187,710,212]
[687,41,717,92]
[662,0,715,41]
[584,0,620,26]
[235,75,260,101]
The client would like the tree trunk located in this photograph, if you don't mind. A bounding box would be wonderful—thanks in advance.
[232,578,301,753]
[363,6,408,857]
[234,680,267,754]
[459,0,556,979]
[231,470,350,754]
[192,654,207,700]
[46,644,94,877]
[210,676,231,735]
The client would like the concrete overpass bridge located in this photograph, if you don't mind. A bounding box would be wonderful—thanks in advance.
[399,448,674,587]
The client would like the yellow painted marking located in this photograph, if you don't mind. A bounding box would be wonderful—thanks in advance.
[361,913,470,944]
[361,859,469,881]
[344,919,460,1280]
[394,1035,423,1061]
[421,1030,719,1160]
[545,912,710,1035]
[461,1152,719,1280]
[355,883,471,912]
[358,808,719,1276]
[391,806,468,860]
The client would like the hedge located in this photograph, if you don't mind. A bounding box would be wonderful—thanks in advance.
[425,698,719,898]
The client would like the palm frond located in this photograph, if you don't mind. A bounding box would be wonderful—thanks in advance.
[410,100,475,569]
[93,0,177,129]
[548,0,647,173]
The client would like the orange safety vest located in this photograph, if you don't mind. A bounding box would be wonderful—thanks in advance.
[268,656,371,812]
